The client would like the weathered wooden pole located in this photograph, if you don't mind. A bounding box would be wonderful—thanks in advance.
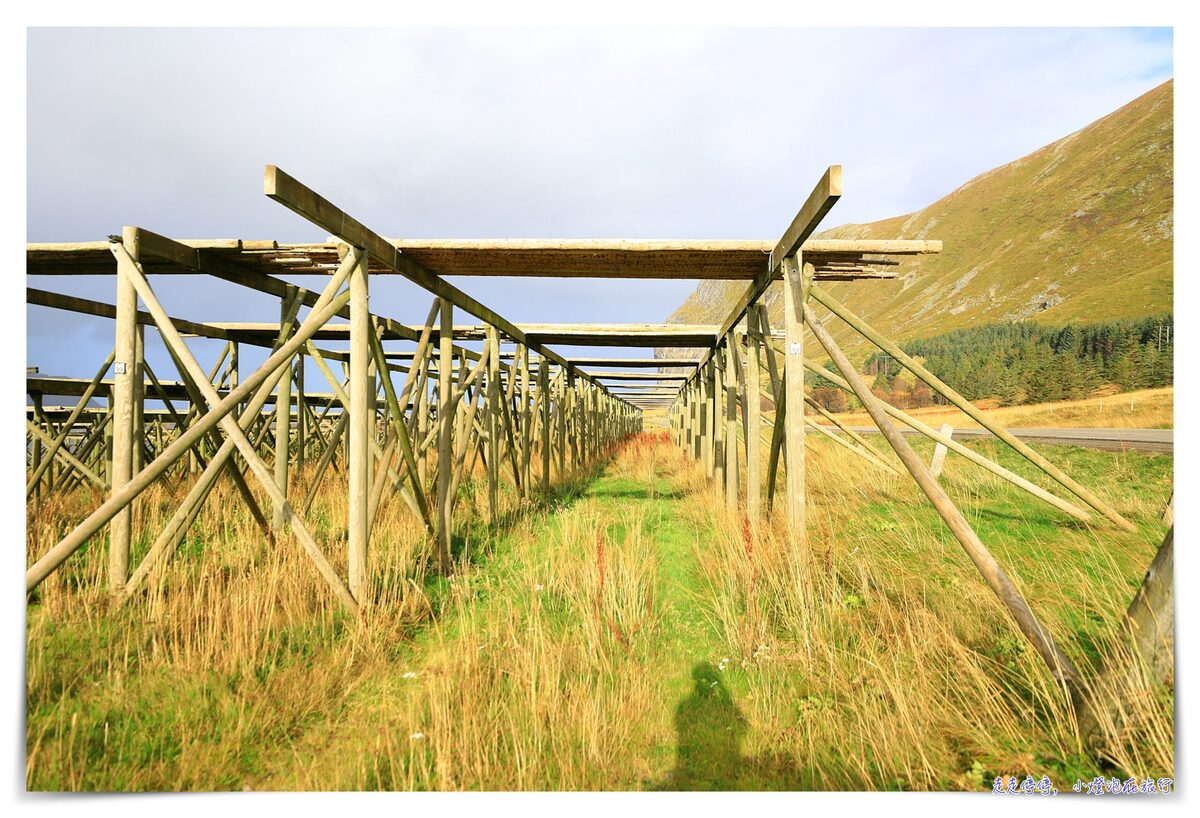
[435,299,454,570]
[782,254,808,554]
[296,353,307,468]
[347,249,371,600]
[723,340,739,513]
[702,361,715,478]
[108,233,140,593]
[518,343,531,491]
[132,325,145,477]
[486,327,501,523]
[713,350,726,490]
[417,350,429,488]
[273,298,295,530]
[744,314,763,535]
[806,305,1079,685]
[1079,525,1174,745]
[539,355,551,493]
[556,368,567,479]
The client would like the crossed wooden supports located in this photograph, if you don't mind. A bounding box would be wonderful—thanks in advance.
[26,174,642,614]
[669,166,1139,689]
[25,163,1150,694]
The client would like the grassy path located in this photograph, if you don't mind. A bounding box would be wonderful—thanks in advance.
[253,437,768,790]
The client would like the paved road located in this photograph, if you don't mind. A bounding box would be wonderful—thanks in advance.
[833,426,1173,454]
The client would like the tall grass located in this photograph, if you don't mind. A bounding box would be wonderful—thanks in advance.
[685,437,1173,789]
[26,431,1172,790]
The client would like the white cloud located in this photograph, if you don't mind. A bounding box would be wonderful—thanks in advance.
[26,27,1172,374]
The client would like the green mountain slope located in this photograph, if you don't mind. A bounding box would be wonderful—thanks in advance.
[669,80,1173,360]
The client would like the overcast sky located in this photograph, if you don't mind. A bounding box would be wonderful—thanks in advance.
[26,27,1173,378]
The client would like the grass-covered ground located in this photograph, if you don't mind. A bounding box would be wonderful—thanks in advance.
[25,432,1173,790]
[829,386,1173,430]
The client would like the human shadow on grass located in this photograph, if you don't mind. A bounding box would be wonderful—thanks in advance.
[653,662,811,791]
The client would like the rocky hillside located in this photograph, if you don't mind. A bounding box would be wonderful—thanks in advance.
[669,80,1173,360]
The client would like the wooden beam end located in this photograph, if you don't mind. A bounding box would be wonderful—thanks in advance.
[826,164,843,197]
[263,164,283,198]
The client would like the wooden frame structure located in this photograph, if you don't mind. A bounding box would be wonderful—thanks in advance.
[26,163,1137,689]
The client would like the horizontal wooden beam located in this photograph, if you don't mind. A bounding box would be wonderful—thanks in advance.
[27,288,232,342]
[587,372,690,381]
[28,237,938,279]
[566,356,699,368]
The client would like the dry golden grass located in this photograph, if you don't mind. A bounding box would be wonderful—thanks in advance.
[831,387,1173,430]
[685,440,1173,789]
[26,431,1173,791]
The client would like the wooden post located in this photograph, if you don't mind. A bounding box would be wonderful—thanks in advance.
[296,353,307,469]
[745,309,763,536]
[348,249,371,601]
[929,423,953,478]
[782,254,807,554]
[1079,525,1174,747]
[417,350,429,488]
[486,327,501,524]
[273,301,294,530]
[723,340,739,513]
[713,350,726,490]
[132,325,145,477]
[702,361,714,478]
[436,298,454,570]
[556,367,567,479]
[109,232,139,593]
[519,343,531,491]
[539,355,551,493]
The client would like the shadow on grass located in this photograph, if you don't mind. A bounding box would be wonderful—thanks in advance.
[654,662,811,791]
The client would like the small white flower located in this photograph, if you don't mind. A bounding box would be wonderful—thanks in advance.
[401,671,418,679]
[718,657,730,671]
[535,584,545,592]
[409,732,425,741]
